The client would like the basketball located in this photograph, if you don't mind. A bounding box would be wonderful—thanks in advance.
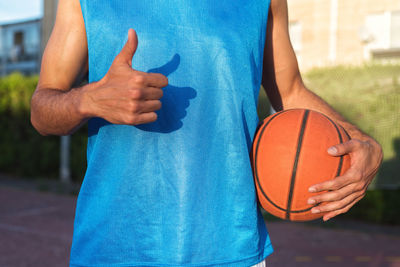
[251,109,351,221]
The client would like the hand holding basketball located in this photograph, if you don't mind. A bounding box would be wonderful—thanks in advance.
[251,108,383,222]
[251,109,352,221]
[308,138,383,221]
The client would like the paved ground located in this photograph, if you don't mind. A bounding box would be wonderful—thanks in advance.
[0,184,399,267]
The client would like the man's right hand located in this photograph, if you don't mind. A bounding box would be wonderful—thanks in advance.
[31,0,169,136]
[83,29,168,125]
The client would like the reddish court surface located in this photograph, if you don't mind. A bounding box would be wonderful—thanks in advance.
[0,184,399,267]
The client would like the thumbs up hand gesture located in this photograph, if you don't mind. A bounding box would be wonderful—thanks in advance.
[83,29,168,125]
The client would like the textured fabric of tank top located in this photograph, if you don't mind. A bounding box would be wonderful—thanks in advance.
[71,1,273,266]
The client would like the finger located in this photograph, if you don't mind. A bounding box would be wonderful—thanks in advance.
[139,100,162,113]
[327,139,361,156]
[308,167,359,193]
[311,190,364,214]
[322,194,364,221]
[134,112,158,125]
[129,87,163,100]
[308,181,365,204]
[142,87,164,100]
[144,72,169,88]
[114,29,138,66]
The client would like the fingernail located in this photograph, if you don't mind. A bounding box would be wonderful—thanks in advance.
[308,199,316,205]
[308,187,316,193]
[328,146,337,154]
[311,208,320,214]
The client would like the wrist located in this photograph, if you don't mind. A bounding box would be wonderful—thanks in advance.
[75,80,102,119]
[357,134,383,167]
[367,137,383,162]
[346,128,383,160]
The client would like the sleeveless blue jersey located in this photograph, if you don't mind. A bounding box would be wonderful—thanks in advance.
[71,1,273,266]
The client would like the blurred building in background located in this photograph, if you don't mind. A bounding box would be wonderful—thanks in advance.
[0,0,58,77]
[0,19,41,76]
[1,0,399,74]
[288,0,400,70]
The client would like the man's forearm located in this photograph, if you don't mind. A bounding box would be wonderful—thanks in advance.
[30,82,95,136]
[283,81,374,142]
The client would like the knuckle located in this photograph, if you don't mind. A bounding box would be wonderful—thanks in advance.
[133,73,146,85]
[353,172,363,182]
[331,202,342,211]
[354,182,364,191]
[329,181,339,190]
[312,196,321,203]
[353,139,362,147]
[348,139,356,145]
[331,191,342,200]
[126,114,138,124]
[332,199,347,210]
[130,89,142,99]
[319,193,331,202]
[129,101,140,113]
[311,185,321,192]
[319,205,330,213]
[332,183,340,191]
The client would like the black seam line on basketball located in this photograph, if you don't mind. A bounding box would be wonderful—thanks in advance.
[254,110,292,213]
[286,110,310,220]
[286,113,346,214]
[320,114,345,177]
[341,125,351,139]
[254,110,317,214]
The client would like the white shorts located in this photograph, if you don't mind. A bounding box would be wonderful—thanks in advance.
[251,259,266,267]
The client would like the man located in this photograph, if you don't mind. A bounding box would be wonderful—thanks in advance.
[31,0,382,266]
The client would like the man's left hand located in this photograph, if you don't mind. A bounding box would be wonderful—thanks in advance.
[307,138,383,221]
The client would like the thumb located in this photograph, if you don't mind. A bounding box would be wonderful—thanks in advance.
[114,29,138,67]
[328,139,359,156]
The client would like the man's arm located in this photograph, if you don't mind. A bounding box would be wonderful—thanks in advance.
[31,0,168,136]
[30,0,90,135]
[262,0,383,221]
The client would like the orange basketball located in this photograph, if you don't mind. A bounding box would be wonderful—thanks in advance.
[251,109,351,221]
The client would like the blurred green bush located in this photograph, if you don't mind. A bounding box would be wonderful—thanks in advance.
[258,63,400,189]
[0,65,399,224]
[304,63,400,188]
[0,72,86,181]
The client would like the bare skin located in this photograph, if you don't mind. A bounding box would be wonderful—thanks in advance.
[30,0,167,136]
[263,0,383,221]
[31,0,382,221]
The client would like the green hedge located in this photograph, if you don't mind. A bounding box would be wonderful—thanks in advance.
[0,72,87,181]
[1,68,399,185]
[304,63,400,188]
[0,68,399,224]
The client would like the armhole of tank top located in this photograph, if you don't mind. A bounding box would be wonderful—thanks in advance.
[263,0,272,54]
[77,0,90,82]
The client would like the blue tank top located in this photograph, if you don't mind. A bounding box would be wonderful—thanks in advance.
[71,1,273,266]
